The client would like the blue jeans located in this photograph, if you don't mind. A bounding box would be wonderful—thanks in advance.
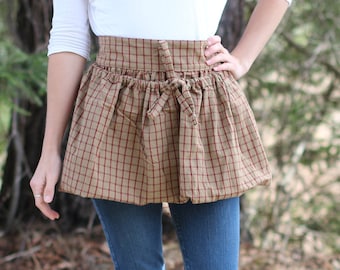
[93,198,240,270]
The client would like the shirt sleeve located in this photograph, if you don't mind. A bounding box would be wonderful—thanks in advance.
[47,0,91,59]
[285,0,292,6]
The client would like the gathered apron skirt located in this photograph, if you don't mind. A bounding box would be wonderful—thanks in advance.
[60,36,272,205]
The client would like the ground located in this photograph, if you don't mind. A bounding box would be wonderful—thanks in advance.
[0,221,339,270]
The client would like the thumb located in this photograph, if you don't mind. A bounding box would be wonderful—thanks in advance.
[44,180,55,203]
[43,154,61,203]
[43,171,59,203]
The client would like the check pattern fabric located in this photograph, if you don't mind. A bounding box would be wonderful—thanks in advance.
[60,36,271,205]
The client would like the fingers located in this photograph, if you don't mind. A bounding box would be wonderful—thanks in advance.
[30,174,60,220]
[31,188,59,220]
[205,35,246,79]
[205,36,228,59]
[206,35,221,47]
[206,52,234,69]
[30,158,61,220]
[205,35,232,67]
[34,195,60,220]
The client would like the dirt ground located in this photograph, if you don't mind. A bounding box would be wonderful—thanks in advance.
[0,221,339,270]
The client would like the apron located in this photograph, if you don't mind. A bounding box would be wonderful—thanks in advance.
[60,36,271,205]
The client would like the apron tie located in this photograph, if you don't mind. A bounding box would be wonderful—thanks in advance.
[147,41,199,126]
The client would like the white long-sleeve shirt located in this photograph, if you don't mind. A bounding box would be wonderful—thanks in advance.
[48,0,292,59]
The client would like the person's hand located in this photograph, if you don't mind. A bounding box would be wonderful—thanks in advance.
[205,35,250,80]
[30,151,61,220]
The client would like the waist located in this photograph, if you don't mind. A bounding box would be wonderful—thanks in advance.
[96,36,212,73]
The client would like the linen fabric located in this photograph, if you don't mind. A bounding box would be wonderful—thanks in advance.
[60,36,271,205]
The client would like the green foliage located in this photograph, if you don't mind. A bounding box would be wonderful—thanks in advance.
[244,0,340,255]
[0,0,48,109]
[0,99,9,155]
[0,36,47,109]
[0,11,47,179]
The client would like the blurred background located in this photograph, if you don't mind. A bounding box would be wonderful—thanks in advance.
[0,0,339,269]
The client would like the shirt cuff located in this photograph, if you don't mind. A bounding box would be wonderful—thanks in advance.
[47,29,91,60]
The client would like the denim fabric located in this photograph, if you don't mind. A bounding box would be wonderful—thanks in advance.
[93,197,240,270]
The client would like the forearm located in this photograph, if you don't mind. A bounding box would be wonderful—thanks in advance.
[231,0,289,71]
[42,52,86,155]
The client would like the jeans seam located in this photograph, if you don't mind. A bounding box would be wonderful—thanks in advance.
[170,208,191,270]
[92,199,120,270]
[170,199,240,270]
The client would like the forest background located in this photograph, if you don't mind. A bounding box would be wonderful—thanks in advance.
[0,0,339,269]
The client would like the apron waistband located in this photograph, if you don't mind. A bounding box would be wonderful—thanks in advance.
[96,36,211,75]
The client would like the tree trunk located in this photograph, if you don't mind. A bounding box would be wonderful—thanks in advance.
[0,0,95,232]
[6,0,52,53]
[216,0,252,245]
[216,0,245,51]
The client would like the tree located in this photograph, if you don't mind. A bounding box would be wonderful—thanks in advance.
[238,0,340,254]
[0,0,94,232]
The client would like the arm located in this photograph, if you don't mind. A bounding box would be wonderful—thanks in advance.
[30,0,89,220]
[205,0,290,79]
[30,53,86,220]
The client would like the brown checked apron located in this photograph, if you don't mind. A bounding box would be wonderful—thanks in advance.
[60,36,271,205]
